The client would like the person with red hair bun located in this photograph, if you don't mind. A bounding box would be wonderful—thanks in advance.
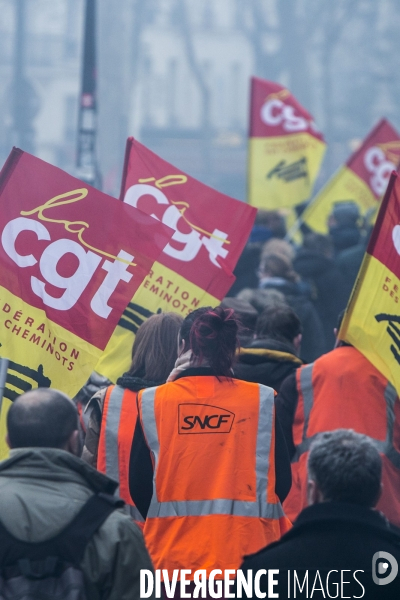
[130,306,292,589]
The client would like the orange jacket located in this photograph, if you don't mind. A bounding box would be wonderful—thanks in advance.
[283,346,400,526]
[137,376,291,576]
[97,385,144,524]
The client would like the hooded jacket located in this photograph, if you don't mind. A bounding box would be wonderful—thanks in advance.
[0,448,154,600]
[234,338,302,392]
[82,373,161,468]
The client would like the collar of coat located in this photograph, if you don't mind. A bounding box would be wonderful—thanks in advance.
[0,447,118,495]
[269,502,399,548]
[116,373,163,391]
[173,367,230,381]
[238,347,302,365]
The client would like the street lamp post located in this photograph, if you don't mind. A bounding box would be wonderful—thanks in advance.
[76,0,100,187]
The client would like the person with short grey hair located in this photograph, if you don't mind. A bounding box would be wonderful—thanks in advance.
[238,428,400,599]
[307,429,382,508]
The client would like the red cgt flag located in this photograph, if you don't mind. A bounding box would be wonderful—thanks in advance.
[0,148,173,400]
[248,77,326,211]
[301,118,400,234]
[340,170,400,395]
[96,138,257,381]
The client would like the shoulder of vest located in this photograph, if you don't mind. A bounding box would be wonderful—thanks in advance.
[139,384,163,398]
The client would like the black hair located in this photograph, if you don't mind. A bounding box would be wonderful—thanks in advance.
[256,304,302,343]
[7,388,78,449]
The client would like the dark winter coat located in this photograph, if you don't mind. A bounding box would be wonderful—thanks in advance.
[0,448,155,600]
[330,225,361,254]
[293,250,348,352]
[228,245,261,296]
[259,279,326,362]
[336,241,367,302]
[234,338,302,392]
[239,502,400,599]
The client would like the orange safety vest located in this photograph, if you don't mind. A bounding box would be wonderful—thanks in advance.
[137,376,291,576]
[97,385,144,524]
[283,346,400,526]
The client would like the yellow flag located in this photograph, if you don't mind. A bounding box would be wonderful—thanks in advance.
[340,171,400,393]
[0,148,173,457]
[248,77,326,211]
[301,119,400,234]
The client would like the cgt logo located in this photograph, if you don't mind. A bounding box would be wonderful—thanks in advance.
[364,146,396,197]
[1,190,135,318]
[260,93,319,134]
[178,404,235,434]
[372,551,398,586]
[124,178,229,268]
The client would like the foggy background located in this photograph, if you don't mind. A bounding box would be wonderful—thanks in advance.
[0,0,399,200]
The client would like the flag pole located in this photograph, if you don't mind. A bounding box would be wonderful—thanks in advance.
[76,0,101,188]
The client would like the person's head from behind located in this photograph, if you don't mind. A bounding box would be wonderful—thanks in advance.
[328,201,360,230]
[302,233,334,259]
[307,429,382,508]
[237,287,287,314]
[7,388,79,455]
[261,238,295,262]
[256,304,302,354]
[258,253,298,284]
[179,306,239,377]
[129,312,183,382]
[256,209,287,239]
[220,298,258,345]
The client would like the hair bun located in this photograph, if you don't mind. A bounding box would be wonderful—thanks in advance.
[187,306,239,376]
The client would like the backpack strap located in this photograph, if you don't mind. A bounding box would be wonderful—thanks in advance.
[0,493,124,568]
[56,493,125,563]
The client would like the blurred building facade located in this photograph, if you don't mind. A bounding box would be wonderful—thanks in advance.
[0,0,400,199]
[0,0,257,198]
[0,0,83,172]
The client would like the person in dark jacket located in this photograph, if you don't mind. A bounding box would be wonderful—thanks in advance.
[336,225,372,302]
[238,430,400,599]
[294,233,348,352]
[328,201,362,254]
[258,253,325,362]
[82,312,183,467]
[234,303,303,391]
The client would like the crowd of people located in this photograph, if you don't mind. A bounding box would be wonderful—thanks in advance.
[0,200,399,599]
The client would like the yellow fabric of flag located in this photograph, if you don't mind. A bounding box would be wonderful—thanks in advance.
[95,262,223,382]
[301,119,400,234]
[340,171,400,393]
[0,148,174,458]
[95,139,256,383]
[248,77,326,210]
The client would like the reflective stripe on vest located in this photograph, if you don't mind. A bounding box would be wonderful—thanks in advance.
[293,364,400,470]
[99,385,144,523]
[140,385,284,520]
